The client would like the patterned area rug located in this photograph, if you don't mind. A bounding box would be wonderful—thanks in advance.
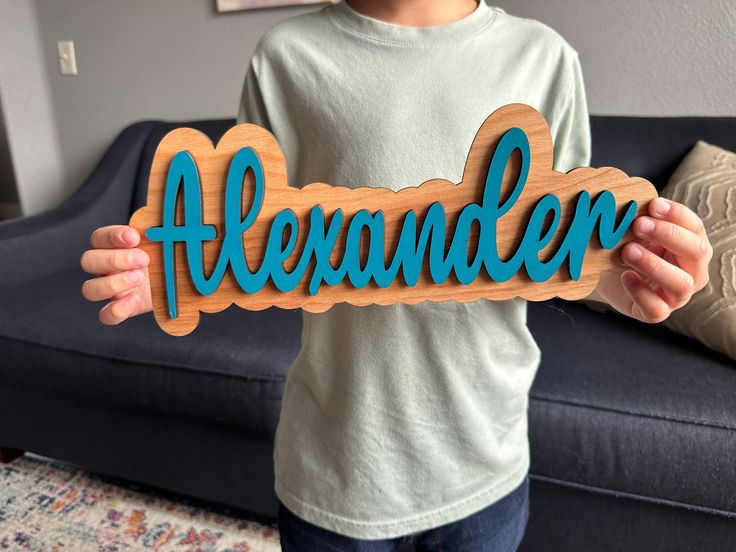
[0,453,280,551]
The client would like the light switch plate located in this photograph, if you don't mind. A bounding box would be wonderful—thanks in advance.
[57,40,78,76]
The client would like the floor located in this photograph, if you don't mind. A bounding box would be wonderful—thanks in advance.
[0,452,281,551]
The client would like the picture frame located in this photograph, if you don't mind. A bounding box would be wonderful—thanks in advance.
[216,0,337,12]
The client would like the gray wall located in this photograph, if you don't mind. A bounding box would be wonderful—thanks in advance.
[2,0,735,216]
[32,0,318,213]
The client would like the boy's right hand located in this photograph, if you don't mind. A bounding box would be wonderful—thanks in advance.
[80,225,153,325]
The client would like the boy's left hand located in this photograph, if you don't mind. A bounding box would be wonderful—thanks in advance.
[589,197,712,323]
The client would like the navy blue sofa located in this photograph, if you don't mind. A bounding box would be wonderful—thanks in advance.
[0,115,734,551]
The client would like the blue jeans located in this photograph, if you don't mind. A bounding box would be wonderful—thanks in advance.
[278,475,530,552]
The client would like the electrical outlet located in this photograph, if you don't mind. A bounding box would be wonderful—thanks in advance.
[57,40,78,76]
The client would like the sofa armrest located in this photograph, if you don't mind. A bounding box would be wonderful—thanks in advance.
[0,121,156,286]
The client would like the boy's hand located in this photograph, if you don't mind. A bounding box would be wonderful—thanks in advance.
[589,197,712,323]
[80,225,153,325]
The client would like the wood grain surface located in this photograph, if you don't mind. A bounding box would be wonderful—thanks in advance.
[130,103,658,335]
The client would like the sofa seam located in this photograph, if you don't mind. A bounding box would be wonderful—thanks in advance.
[0,378,276,439]
[0,333,286,384]
[529,394,736,432]
[530,473,736,518]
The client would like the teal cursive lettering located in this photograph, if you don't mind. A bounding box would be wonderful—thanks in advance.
[146,128,637,319]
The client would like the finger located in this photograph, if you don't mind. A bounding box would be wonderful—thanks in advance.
[80,248,149,276]
[82,269,144,302]
[621,270,671,323]
[648,198,707,238]
[90,226,140,249]
[641,240,666,258]
[622,242,694,306]
[99,291,141,325]
[632,216,710,260]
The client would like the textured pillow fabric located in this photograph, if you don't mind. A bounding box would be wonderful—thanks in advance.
[659,141,736,360]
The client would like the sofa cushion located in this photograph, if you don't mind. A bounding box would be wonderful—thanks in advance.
[659,140,736,360]
[0,268,302,435]
[528,298,736,516]
[5,268,735,516]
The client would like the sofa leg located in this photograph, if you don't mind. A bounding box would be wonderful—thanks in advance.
[0,447,24,463]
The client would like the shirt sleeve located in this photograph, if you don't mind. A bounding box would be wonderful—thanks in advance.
[551,53,592,173]
[236,56,273,131]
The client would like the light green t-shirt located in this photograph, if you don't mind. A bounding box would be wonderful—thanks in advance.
[237,0,590,539]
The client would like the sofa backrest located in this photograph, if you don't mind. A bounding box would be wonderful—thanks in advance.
[131,115,736,213]
[590,116,736,191]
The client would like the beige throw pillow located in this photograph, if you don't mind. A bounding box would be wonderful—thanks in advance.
[660,141,736,360]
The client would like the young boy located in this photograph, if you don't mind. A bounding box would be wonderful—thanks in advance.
[80,1,711,550]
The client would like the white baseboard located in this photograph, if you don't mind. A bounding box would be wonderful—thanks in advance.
[0,202,21,220]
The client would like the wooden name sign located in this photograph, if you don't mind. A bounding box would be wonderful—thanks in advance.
[130,103,657,336]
